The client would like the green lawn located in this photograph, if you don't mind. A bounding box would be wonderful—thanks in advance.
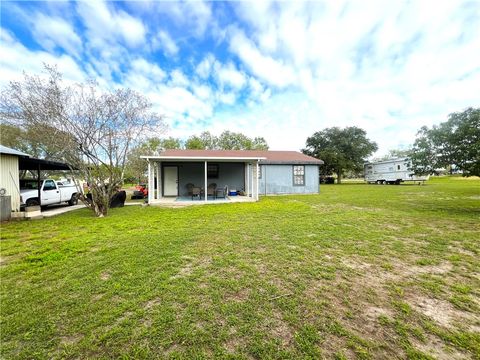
[1,177,479,359]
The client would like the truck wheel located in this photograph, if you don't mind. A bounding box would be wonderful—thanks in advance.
[68,194,78,206]
[26,199,40,207]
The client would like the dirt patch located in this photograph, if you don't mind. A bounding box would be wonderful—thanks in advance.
[268,309,294,346]
[60,334,84,345]
[225,288,250,302]
[224,337,244,354]
[170,256,211,280]
[144,298,161,309]
[384,224,401,231]
[407,262,453,276]
[409,295,479,330]
[364,306,393,320]
[100,272,110,281]
[411,335,469,360]
[92,293,104,301]
[342,258,372,272]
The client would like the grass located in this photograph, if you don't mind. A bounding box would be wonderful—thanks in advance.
[1,176,479,359]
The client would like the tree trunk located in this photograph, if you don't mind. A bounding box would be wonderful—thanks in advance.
[337,171,342,184]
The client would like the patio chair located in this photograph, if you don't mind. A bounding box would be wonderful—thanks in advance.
[192,187,202,200]
[216,185,228,199]
[207,183,217,199]
[186,183,194,196]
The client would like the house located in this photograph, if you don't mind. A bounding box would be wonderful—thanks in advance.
[141,150,324,204]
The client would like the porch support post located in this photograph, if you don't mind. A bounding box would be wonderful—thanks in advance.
[156,162,161,199]
[158,162,162,199]
[256,161,260,201]
[147,160,153,204]
[204,161,208,202]
[250,163,253,198]
[246,163,250,196]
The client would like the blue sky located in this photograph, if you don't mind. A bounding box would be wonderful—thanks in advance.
[1,1,479,155]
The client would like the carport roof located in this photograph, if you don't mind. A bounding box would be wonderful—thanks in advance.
[19,157,74,171]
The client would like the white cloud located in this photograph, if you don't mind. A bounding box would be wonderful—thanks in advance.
[215,62,246,89]
[76,0,146,48]
[31,14,83,58]
[228,28,296,88]
[169,69,189,87]
[154,0,212,38]
[0,30,86,85]
[153,30,179,56]
[195,53,215,79]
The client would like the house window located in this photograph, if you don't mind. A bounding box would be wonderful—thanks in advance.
[293,165,305,186]
[207,164,219,178]
[397,165,401,170]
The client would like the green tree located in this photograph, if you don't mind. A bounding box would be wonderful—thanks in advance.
[303,127,378,183]
[160,137,182,149]
[411,107,480,176]
[184,131,269,150]
[217,131,252,150]
[374,148,412,162]
[0,65,165,217]
[251,137,269,150]
[125,137,170,183]
[185,135,205,149]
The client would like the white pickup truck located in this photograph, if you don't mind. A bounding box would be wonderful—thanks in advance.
[20,179,79,208]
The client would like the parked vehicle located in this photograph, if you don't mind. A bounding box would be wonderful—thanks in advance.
[364,158,430,184]
[20,179,79,207]
[131,184,148,199]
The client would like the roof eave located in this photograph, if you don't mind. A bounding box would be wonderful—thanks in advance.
[141,155,267,162]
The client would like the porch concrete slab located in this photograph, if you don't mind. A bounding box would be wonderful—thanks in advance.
[149,195,255,207]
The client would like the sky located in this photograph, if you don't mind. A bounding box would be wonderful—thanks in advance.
[1,0,479,156]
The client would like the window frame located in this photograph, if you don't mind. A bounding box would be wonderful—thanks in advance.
[43,180,57,191]
[207,164,219,178]
[292,165,305,186]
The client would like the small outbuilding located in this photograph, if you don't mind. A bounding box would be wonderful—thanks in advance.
[0,145,74,219]
[0,145,30,215]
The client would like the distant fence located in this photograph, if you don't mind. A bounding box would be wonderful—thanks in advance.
[0,196,12,221]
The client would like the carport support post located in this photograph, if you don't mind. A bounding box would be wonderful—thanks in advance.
[37,163,41,206]
[204,161,207,202]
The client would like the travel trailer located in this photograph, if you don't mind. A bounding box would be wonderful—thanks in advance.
[364,158,429,184]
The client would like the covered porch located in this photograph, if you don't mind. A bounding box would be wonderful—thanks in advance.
[141,154,265,205]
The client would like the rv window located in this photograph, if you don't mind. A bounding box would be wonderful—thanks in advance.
[397,165,401,170]
[367,165,373,169]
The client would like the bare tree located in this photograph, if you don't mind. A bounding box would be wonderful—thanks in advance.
[0,65,166,217]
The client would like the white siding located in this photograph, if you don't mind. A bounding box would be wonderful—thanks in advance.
[0,154,21,211]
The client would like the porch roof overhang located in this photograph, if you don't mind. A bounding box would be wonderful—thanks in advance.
[141,155,266,163]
